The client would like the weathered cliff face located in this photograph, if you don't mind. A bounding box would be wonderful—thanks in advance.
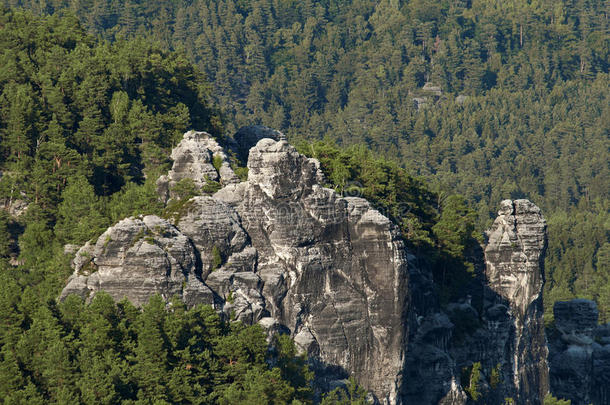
[484,199,549,404]
[61,130,556,405]
[214,139,409,403]
[156,130,239,203]
[60,215,215,307]
[404,199,549,405]
[61,132,409,404]
[485,200,547,317]
[548,299,610,405]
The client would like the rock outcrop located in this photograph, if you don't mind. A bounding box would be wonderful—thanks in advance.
[60,215,215,307]
[403,199,549,405]
[548,299,610,405]
[62,132,408,404]
[156,130,239,203]
[61,130,556,405]
[214,139,409,403]
[484,199,549,403]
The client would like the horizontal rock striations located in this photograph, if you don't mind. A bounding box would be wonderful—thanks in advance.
[549,299,610,405]
[215,139,409,402]
[484,199,549,404]
[61,131,409,404]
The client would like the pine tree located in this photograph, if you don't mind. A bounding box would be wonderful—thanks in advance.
[132,295,170,403]
[54,175,107,244]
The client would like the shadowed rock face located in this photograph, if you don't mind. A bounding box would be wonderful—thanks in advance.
[403,199,549,405]
[61,131,558,405]
[62,133,409,404]
[549,299,610,405]
[485,199,549,404]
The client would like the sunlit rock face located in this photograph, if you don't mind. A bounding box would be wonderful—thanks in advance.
[485,199,549,404]
[59,215,214,308]
[61,130,561,405]
[485,199,547,316]
[214,139,410,404]
[62,132,410,404]
[156,130,238,203]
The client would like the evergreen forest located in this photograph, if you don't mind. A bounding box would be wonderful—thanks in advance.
[0,0,608,403]
[3,0,606,322]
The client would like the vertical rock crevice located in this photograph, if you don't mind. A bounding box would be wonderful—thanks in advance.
[61,131,409,404]
[484,199,549,404]
[60,130,558,405]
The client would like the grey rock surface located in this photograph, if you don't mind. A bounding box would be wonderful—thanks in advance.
[554,299,599,337]
[485,199,547,317]
[214,138,409,404]
[60,215,214,307]
[61,134,409,404]
[156,130,238,203]
[484,199,549,404]
[403,312,459,404]
[176,196,251,277]
[61,130,561,405]
[403,199,549,405]
[548,299,610,405]
[438,378,468,405]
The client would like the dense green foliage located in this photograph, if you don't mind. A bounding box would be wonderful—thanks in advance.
[466,361,482,402]
[0,2,607,402]
[0,6,220,222]
[543,393,572,405]
[0,7,224,253]
[6,0,607,319]
[545,204,610,322]
[0,10,314,403]
[320,377,368,405]
[0,285,313,404]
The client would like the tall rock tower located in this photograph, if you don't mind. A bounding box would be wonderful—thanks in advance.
[485,199,549,404]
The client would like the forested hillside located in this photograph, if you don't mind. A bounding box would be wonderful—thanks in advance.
[0,10,323,403]
[0,4,608,402]
[4,0,607,321]
[0,9,469,402]
[0,290,315,403]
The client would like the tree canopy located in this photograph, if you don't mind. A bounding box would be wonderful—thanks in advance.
[3,0,605,321]
[0,3,607,402]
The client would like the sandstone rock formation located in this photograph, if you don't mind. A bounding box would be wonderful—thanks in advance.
[484,199,549,404]
[404,199,549,405]
[60,215,215,307]
[485,200,547,316]
[62,132,409,404]
[213,139,409,403]
[156,130,239,203]
[549,299,610,405]
[61,130,557,405]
